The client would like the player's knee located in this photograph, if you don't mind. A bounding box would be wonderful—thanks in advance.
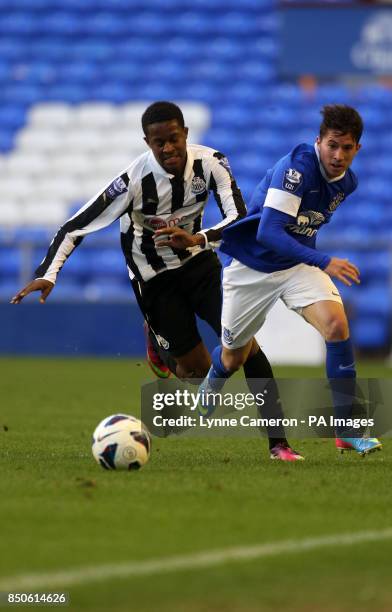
[324,317,349,341]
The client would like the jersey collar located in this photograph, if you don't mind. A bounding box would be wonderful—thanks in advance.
[149,147,194,180]
[314,142,346,183]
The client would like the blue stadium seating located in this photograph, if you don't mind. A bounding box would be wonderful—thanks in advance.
[351,317,390,350]
[0,0,391,353]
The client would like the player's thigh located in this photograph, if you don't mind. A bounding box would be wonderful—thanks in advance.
[281,263,343,312]
[301,301,349,340]
[184,251,223,336]
[139,276,202,358]
[221,259,279,350]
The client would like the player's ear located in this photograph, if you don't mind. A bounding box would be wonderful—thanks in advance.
[316,136,321,146]
[184,126,189,139]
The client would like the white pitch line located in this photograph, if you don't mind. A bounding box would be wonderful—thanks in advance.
[1,528,392,591]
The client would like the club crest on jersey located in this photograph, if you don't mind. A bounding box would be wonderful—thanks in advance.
[329,192,345,212]
[283,168,303,193]
[223,327,234,346]
[105,176,128,200]
[191,176,207,195]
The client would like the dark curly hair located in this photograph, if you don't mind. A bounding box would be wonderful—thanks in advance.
[142,101,184,135]
[320,105,363,143]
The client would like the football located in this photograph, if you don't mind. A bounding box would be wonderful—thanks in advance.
[92,414,151,470]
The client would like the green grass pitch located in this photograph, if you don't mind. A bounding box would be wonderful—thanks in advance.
[1,357,392,611]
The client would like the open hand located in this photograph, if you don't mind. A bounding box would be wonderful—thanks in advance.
[10,279,54,304]
[324,257,360,287]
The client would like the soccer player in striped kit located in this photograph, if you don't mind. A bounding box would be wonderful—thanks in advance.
[11,101,302,461]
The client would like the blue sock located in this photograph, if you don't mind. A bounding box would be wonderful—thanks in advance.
[326,338,356,437]
[205,345,232,392]
[210,345,231,379]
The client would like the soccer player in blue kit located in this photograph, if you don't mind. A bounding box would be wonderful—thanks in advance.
[201,104,382,456]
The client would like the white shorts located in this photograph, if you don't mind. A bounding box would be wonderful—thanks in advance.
[221,259,343,349]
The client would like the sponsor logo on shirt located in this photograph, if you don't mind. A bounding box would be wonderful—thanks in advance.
[105,176,128,200]
[297,210,325,227]
[287,210,325,238]
[147,216,185,231]
[283,168,303,193]
[149,217,168,231]
[191,176,207,195]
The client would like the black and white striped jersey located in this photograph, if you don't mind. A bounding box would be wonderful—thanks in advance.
[35,144,246,284]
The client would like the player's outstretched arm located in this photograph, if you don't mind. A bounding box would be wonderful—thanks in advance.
[10,279,54,304]
[324,257,360,287]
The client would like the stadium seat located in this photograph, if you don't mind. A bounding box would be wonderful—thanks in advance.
[0,38,29,61]
[16,128,60,153]
[45,153,92,178]
[202,129,242,156]
[352,284,391,317]
[55,62,100,85]
[83,13,130,36]
[0,13,37,36]
[28,103,74,127]
[353,251,390,282]
[0,0,389,356]
[45,279,86,302]
[213,105,254,129]
[21,201,70,227]
[351,317,390,350]
[0,106,26,130]
[236,61,275,84]
[3,84,43,105]
[0,248,22,277]
[72,103,119,128]
[84,279,132,303]
[4,152,49,176]
[38,13,85,36]
[21,61,57,85]
[0,204,24,226]
[44,84,90,104]
[66,40,114,62]
[231,152,272,179]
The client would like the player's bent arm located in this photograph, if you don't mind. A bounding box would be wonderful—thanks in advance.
[257,207,330,269]
[203,155,247,249]
[34,174,133,286]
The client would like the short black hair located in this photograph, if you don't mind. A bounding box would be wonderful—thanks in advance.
[142,101,185,135]
[319,104,363,143]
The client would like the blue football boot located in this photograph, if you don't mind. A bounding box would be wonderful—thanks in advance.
[339,436,382,456]
[198,366,226,418]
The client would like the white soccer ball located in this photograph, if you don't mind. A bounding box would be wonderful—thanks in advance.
[92,414,151,470]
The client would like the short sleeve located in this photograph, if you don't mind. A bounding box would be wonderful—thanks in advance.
[264,158,307,218]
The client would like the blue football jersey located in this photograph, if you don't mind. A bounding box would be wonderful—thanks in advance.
[221,143,358,272]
